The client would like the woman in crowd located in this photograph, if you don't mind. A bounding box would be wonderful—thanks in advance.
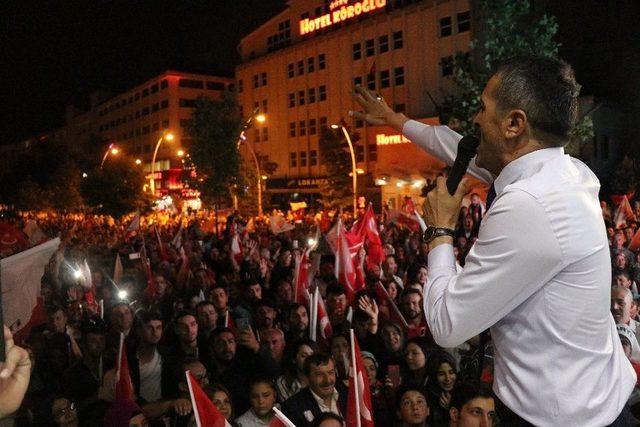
[425,351,458,427]
[275,339,317,402]
[402,337,431,389]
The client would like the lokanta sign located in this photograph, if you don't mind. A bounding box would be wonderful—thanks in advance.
[299,0,387,36]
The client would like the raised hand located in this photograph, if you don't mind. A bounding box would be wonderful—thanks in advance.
[0,326,31,419]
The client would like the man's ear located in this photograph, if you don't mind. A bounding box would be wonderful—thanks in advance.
[450,407,459,422]
[502,109,527,140]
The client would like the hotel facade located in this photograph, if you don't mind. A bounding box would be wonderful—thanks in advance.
[236,0,472,210]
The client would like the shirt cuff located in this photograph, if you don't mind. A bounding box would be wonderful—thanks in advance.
[402,119,427,141]
[428,243,456,271]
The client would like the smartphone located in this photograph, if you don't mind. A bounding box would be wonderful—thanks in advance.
[129,252,141,260]
[388,365,401,389]
[237,318,250,331]
[292,240,299,249]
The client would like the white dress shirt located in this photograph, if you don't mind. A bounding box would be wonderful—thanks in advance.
[404,120,635,426]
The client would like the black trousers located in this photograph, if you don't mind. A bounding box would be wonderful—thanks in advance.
[497,398,633,427]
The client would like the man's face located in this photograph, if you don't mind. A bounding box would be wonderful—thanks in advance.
[471,194,480,205]
[625,228,635,242]
[614,254,628,269]
[308,360,337,399]
[383,256,397,275]
[262,329,286,361]
[472,75,506,175]
[614,234,625,249]
[256,305,276,329]
[154,275,167,297]
[196,304,218,330]
[52,398,78,427]
[85,333,106,357]
[49,310,67,334]
[187,361,209,387]
[211,288,228,311]
[276,281,293,303]
[401,293,423,320]
[111,305,133,333]
[213,331,236,361]
[295,344,314,371]
[417,267,428,285]
[612,288,633,325]
[614,274,632,289]
[328,293,347,317]
[246,284,262,302]
[464,215,474,229]
[450,397,496,427]
[249,383,277,418]
[398,390,429,425]
[330,336,349,364]
[176,315,198,345]
[140,320,163,345]
[289,306,309,331]
[382,326,402,352]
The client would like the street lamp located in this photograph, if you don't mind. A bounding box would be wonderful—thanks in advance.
[177,149,185,157]
[150,131,174,196]
[331,123,358,215]
[100,143,120,169]
[135,158,142,165]
[237,108,266,216]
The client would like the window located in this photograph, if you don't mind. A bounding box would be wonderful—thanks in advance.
[393,31,403,49]
[440,56,454,76]
[135,111,140,118]
[289,93,296,108]
[162,120,169,129]
[299,120,306,136]
[353,43,362,60]
[440,16,452,37]
[289,122,296,137]
[238,79,243,93]
[179,98,197,108]
[394,67,405,85]
[287,63,294,78]
[290,152,297,167]
[318,54,326,69]
[354,76,363,87]
[152,122,159,131]
[207,81,225,90]
[369,144,378,161]
[161,99,169,109]
[160,79,168,89]
[298,90,306,106]
[307,57,315,73]
[319,85,327,101]
[380,69,390,88]
[261,72,267,86]
[142,88,149,97]
[308,88,316,104]
[356,145,364,162]
[179,79,203,89]
[310,150,318,166]
[301,11,309,19]
[143,125,150,134]
[300,151,307,167]
[150,83,159,93]
[142,107,150,116]
[365,39,375,57]
[320,116,327,129]
[253,75,259,88]
[135,93,140,101]
[180,119,191,128]
[297,61,305,76]
[151,103,158,112]
[261,99,268,113]
[457,11,471,32]
[254,129,261,142]
[379,35,389,53]
[356,119,364,128]
[263,127,268,141]
[309,118,317,135]
[367,73,376,90]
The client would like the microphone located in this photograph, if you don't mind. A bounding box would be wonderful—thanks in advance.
[446,135,479,195]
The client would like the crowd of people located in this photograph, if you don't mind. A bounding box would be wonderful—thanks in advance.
[0,193,637,426]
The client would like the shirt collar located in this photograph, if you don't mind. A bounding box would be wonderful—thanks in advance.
[310,387,339,406]
[493,147,565,195]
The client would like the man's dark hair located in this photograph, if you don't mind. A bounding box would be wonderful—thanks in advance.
[492,56,579,147]
[195,300,215,311]
[136,309,163,326]
[326,284,346,298]
[303,352,333,376]
[174,310,196,323]
[81,315,107,335]
[395,384,429,412]
[311,412,344,427]
[400,287,422,300]
[47,304,66,317]
[449,381,494,410]
[210,327,235,342]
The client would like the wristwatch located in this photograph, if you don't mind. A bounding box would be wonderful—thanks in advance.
[423,226,455,243]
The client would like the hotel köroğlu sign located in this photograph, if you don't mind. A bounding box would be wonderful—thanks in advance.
[299,0,387,35]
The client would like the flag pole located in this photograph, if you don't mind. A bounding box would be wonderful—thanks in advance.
[350,328,362,427]
[185,370,203,427]
[116,333,124,378]
[272,407,296,427]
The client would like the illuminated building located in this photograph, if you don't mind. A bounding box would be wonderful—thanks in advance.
[236,0,472,209]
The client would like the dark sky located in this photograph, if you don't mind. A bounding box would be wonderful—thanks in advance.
[1,0,637,144]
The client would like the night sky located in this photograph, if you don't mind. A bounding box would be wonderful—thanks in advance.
[1,0,638,144]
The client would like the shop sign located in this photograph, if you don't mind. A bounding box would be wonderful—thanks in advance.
[376,133,410,145]
[299,0,387,36]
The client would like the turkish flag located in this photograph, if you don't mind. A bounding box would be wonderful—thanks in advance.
[186,370,232,427]
[346,330,375,427]
[115,334,134,401]
[352,204,385,268]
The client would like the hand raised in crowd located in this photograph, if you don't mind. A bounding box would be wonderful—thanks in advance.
[172,398,193,417]
[236,325,260,353]
[0,326,31,419]
[358,295,379,320]
[440,391,452,409]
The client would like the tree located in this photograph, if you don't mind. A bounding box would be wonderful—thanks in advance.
[187,93,243,207]
[318,127,359,210]
[443,0,593,141]
[81,156,148,217]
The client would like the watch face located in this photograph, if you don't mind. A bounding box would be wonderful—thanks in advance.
[423,227,436,242]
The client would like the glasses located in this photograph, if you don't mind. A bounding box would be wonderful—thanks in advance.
[54,402,76,419]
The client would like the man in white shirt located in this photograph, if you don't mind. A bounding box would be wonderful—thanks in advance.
[353,56,635,426]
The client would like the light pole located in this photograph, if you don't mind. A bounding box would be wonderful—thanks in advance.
[150,131,174,197]
[100,143,120,169]
[237,108,266,216]
[331,124,358,215]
